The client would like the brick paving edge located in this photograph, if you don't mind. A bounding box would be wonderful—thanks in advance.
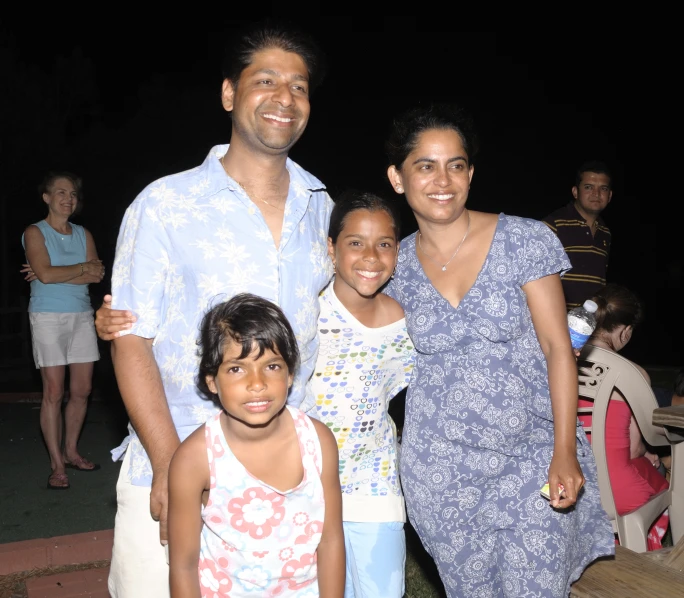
[0,391,108,403]
[0,529,113,576]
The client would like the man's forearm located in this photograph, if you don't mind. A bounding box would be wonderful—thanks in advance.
[111,336,180,472]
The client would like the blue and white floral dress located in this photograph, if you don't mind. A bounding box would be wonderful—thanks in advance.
[385,214,615,598]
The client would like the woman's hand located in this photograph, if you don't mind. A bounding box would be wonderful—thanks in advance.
[83,259,105,282]
[95,294,137,340]
[644,451,661,470]
[20,263,37,282]
[547,448,585,509]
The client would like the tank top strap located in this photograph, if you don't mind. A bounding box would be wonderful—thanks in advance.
[69,222,87,247]
[286,405,323,477]
[203,411,225,490]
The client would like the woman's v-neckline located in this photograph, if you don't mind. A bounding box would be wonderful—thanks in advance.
[413,213,503,312]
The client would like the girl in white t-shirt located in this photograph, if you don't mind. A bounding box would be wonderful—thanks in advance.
[311,190,415,598]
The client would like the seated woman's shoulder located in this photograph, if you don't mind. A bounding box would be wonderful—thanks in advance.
[632,360,652,383]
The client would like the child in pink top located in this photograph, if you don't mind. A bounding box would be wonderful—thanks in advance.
[578,283,669,551]
[168,293,344,597]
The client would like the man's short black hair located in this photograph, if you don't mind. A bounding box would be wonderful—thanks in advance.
[221,19,327,95]
[575,160,612,188]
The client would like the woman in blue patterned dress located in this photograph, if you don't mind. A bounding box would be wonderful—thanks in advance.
[383,103,615,597]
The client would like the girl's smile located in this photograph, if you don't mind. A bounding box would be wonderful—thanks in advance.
[206,339,293,428]
[328,209,399,305]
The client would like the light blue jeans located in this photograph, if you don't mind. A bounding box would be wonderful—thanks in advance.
[343,521,406,598]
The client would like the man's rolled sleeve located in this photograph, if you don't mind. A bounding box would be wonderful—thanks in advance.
[110,193,169,340]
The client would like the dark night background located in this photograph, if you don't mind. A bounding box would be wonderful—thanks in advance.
[1,17,681,379]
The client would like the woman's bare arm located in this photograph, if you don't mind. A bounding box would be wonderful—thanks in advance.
[23,225,104,285]
[524,273,585,509]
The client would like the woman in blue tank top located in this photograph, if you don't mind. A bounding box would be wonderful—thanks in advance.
[21,171,106,490]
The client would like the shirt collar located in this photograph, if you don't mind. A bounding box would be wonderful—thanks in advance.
[202,144,326,196]
[568,201,605,226]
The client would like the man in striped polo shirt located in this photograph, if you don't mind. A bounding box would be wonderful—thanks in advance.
[542,161,612,310]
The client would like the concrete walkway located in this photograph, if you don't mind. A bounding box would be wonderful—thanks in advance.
[0,382,127,596]
[0,395,127,545]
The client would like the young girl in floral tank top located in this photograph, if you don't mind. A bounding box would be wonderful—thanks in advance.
[168,293,344,597]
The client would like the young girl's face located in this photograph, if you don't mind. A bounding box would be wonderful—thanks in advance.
[206,339,293,427]
[328,209,399,301]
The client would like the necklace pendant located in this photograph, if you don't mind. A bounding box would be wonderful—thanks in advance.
[441,265,447,271]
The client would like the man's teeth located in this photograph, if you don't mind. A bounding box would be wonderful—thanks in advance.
[264,114,293,123]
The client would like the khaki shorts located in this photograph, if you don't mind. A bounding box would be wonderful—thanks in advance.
[29,311,100,368]
[108,449,170,598]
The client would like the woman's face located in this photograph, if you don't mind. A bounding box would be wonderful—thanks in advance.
[387,128,474,226]
[43,177,78,217]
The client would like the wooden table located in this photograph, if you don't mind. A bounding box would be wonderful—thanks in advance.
[570,545,684,597]
[571,406,684,594]
[653,404,684,429]
[652,404,684,572]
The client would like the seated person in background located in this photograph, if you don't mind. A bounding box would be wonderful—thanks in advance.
[651,367,683,481]
[578,283,669,551]
[652,367,684,408]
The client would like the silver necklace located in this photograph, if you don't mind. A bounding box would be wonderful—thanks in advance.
[235,180,285,211]
[418,210,471,272]
[222,157,285,211]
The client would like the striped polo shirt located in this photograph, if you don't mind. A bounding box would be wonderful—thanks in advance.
[542,201,611,310]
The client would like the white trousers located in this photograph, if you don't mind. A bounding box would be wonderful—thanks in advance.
[108,449,170,598]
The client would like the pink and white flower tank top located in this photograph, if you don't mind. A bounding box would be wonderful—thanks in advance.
[198,406,325,597]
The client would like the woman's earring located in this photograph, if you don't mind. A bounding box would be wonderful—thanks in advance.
[332,261,336,273]
[397,186,403,193]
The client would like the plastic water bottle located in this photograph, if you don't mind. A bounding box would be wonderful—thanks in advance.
[567,300,598,351]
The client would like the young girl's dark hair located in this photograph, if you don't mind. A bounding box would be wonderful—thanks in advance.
[590,283,644,334]
[328,189,402,244]
[196,293,300,407]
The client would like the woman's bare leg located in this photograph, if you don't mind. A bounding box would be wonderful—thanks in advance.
[40,365,66,473]
[63,361,94,462]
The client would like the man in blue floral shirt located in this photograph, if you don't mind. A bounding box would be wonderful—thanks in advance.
[97,21,334,597]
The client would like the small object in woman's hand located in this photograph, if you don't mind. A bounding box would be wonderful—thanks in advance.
[540,483,565,500]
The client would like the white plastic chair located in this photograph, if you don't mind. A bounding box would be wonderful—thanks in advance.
[577,344,684,552]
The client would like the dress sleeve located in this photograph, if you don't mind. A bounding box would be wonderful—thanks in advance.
[110,189,170,339]
[518,218,572,286]
[382,276,399,301]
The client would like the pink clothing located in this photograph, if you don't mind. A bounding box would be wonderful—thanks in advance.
[198,406,325,597]
[578,398,669,550]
